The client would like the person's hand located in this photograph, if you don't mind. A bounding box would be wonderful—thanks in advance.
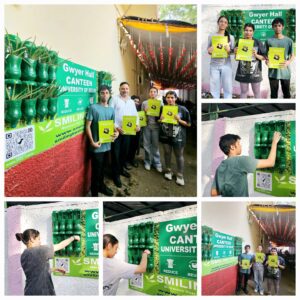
[117,127,124,135]
[207,46,214,55]
[73,235,80,241]
[144,107,149,113]
[112,130,119,141]
[136,126,140,132]
[272,131,282,144]
[91,141,101,148]
[265,59,269,67]
[279,60,290,68]
[174,114,181,121]
[224,44,230,53]
[159,115,165,121]
[143,249,151,255]
[252,49,258,57]
[234,47,238,55]
[54,268,66,275]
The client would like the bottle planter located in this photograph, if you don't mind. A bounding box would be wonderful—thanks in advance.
[36,98,49,122]
[37,62,49,83]
[48,65,57,83]
[22,98,37,125]
[5,55,22,80]
[21,58,37,81]
[48,98,58,120]
[5,99,23,128]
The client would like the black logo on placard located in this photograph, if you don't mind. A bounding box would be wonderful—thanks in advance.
[217,43,223,49]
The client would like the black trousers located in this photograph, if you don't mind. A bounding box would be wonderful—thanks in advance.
[237,272,250,291]
[127,132,141,163]
[91,151,106,197]
[111,134,131,178]
[269,78,291,98]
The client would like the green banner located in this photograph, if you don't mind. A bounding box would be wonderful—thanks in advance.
[202,257,238,276]
[56,59,97,116]
[54,256,99,279]
[129,273,197,296]
[85,209,99,257]
[159,217,197,279]
[244,10,287,41]
[211,231,234,259]
[5,112,86,169]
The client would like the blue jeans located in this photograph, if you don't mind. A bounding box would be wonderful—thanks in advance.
[143,125,161,168]
[253,265,264,292]
[210,63,232,98]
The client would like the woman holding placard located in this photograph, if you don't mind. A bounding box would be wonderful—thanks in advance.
[207,16,235,98]
[234,23,266,98]
[159,91,191,186]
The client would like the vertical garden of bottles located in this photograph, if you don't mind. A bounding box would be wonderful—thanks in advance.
[4,33,65,128]
[52,209,82,257]
[128,222,154,272]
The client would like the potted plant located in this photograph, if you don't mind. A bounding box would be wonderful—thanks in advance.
[44,84,67,120]
[5,84,36,128]
[36,45,50,83]
[48,50,59,83]
[21,39,39,82]
[22,84,46,125]
[5,32,27,81]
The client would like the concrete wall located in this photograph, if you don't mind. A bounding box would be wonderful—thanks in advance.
[5,201,99,296]
[201,110,295,197]
[104,204,197,295]
[4,4,158,196]
[201,4,296,98]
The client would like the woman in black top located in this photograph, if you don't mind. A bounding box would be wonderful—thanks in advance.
[159,91,191,186]
[234,23,266,98]
[16,229,80,295]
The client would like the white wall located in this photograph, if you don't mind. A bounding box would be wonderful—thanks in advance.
[4,5,158,96]
[201,5,296,98]
[201,110,295,197]
[5,201,99,296]
[202,202,266,250]
[104,204,197,295]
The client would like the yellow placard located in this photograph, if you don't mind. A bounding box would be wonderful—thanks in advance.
[268,255,278,268]
[122,116,136,135]
[212,36,228,58]
[255,253,265,264]
[162,105,178,125]
[147,99,161,117]
[268,47,285,69]
[138,111,147,127]
[236,39,254,62]
[98,120,114,143]
[241,259,250,270]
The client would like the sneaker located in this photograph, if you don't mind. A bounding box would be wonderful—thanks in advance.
[176,176,185,186]
[124,163,132,170]
[99,185,113,197]
[254,289,258,293]
[260,291,264,296]
[121,170,131,178]
[164,172,173,180]
[113,177,122,188]
[144,164,151,171]
[155,166,162,173]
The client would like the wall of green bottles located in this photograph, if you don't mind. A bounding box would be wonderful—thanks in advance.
[254,120,294,174]
[128,222,154,272]
[201,226,242,261]
[52,209,82,256]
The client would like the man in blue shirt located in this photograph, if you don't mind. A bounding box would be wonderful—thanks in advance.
[86,85,119,196]
[236,244,254,294]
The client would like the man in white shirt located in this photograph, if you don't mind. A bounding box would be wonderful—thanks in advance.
[109,82,140,187]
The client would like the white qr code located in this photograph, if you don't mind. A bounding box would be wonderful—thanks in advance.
[55,258,70,273]
[130,273,143,288]
[5,126,35,161]
[256,172,272,191]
